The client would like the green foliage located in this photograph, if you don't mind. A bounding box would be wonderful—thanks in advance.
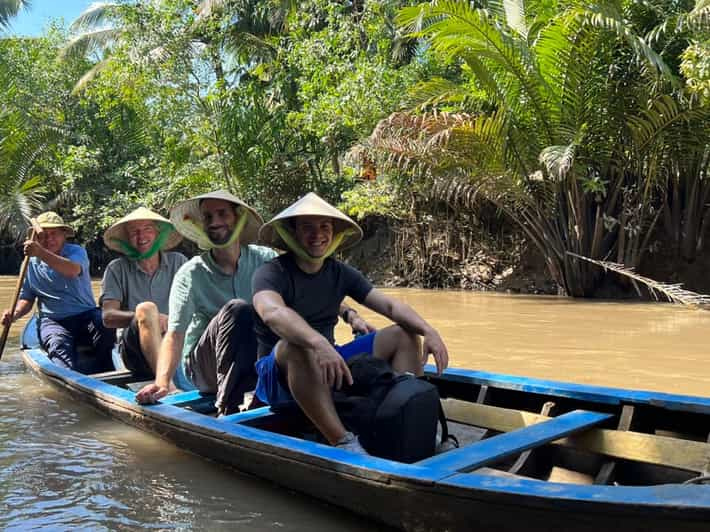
[2,0,708,295]
[364,0,710,296]
[682,41,710,100]
[340,179,407,220]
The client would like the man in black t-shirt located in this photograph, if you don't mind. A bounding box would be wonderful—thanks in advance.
[252,193,449,454]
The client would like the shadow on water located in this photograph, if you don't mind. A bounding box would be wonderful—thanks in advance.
[0,346,380,531]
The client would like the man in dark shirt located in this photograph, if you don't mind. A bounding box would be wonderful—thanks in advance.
[252,192,449,454]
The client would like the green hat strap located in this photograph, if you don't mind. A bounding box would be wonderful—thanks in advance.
[273,220,355,262]
[183,207,249,249]
[110,221,174,260]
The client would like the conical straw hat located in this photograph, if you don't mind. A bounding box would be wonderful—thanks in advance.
[35,211,75,237]
[259,192,362,252]
[170,190,263,250]
[103,207,182,254]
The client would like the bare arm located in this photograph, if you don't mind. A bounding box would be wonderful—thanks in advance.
[363,289,449,374]
[253,290,353,388]
[254,290,329,351]
[135,330,185,403]
[24,240,81,278]
[101,299,134,329]
[1,299,35,326]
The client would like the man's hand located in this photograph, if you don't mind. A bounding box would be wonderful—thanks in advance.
[350,314,376,336]
[316,345,353,390]
[1,309,13,327]
[23,239,45,259]
[135,382,169,404]
[422,329,449,375]
[158,314,169,335]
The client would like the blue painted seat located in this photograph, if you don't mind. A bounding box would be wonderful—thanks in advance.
[218,406,273,423]
[159,390,212,405]
[419,409,613,472]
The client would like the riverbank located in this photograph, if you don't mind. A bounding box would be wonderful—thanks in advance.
[346,216,710,299]
[345,217,560,295]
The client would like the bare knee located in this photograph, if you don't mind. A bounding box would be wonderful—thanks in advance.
[275,341,315,379]
[275,340,306,366]
[374,325,419,356]
[135,301,158,325]
[374,325,421,373]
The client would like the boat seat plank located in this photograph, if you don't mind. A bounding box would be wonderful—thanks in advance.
[159,390,213,405]
[443,399,710,473]
[418,410,612,472]
[558,429,710,474]
[218,407,274,423]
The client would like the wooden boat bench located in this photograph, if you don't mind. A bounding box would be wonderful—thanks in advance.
[443,399,710,474]
[418,409,612,472]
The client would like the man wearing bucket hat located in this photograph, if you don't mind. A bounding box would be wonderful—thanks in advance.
[1,211,114,372]
[100,207,187,380]
[252,192,449,453]
[135,190,277,415]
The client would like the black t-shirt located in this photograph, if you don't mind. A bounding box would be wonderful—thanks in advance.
[252,253,373,357]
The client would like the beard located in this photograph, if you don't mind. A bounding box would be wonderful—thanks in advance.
[207,226,231,245]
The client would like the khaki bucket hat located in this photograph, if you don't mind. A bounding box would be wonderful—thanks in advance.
[36,211,75,237]
[170,189,263,250]
[103,207,182,254]
[259,192,363,252]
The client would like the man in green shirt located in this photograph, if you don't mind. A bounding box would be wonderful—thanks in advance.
[135,190,277,415]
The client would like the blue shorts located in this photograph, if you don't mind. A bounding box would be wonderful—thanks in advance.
[254,332,376,407]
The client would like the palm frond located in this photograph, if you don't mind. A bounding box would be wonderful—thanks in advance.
[539,143,576,181]
[678,0,710,31]
[70,59,110,94]
[69,2,118,31]
[626,95,693,154]
[567,252,710,306]
[572,5,675,82]
[398,1,555,144]
[60,27,120,60]
[405,77,471,109]
[502,0,528,39]
[0,0,30,31]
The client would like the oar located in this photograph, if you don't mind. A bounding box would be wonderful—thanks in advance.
[0,218,41,360]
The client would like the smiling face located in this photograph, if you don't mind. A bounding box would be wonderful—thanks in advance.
[293,216,334,258]
[39,228,67,254]
[125,220,158,254]
[200,199,237,245]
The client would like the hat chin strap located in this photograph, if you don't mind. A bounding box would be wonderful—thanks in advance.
[184,208,248,249]
[273,221,355,262]
[111,222,173,260]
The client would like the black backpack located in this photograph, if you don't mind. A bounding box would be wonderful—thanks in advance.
[334,355,455,463]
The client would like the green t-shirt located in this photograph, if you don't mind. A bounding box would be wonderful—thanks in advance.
[168,244,278,372]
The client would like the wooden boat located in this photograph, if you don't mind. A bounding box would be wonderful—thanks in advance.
[20,316,710,531]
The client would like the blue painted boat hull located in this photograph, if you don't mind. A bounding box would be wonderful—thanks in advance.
[19,319,710,531]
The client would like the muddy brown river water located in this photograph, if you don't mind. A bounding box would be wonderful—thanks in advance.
[1,276,708,529]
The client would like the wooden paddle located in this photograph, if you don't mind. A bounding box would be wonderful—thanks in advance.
[0,218,42,360]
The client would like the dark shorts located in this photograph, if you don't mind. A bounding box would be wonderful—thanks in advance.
[254,332,376,407]
[119,318,154,379]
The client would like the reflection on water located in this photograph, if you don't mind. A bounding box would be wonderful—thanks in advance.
[2,277,710,529]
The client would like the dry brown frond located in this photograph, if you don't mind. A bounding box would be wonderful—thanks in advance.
[567,252,710,306]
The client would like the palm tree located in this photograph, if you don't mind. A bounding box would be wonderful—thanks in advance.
[363,0,710,296]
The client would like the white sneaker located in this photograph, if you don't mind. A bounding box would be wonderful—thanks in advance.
[335,432,369,455]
